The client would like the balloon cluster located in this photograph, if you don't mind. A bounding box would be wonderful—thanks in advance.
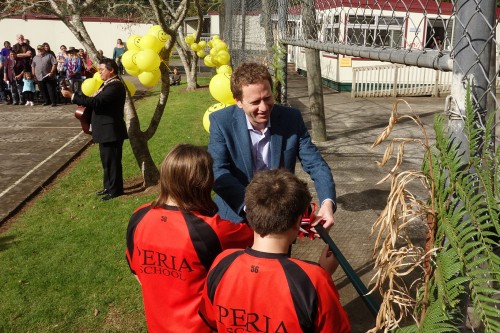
[81,25,168,96]
[191,35,236,133]
[122,25,169,88]
[184,34,231,68]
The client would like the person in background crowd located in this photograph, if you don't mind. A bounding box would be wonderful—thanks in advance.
[4,51,25,105]
[12,34,32,73]
[126,144,253,333]
[22,71,35,106]
[170,67,181,85]
[0,53,6,103]
[1,41,11,58]
[43,42,56,58]
[200,169,351,333]
[79,48,95,77]
[97,49,104,58]
[56,45,68,77]
[11,34,25,54]
[32,44,57,106]
[23,39,36,70]
[64,47,82,93]
[61,59,127,201]
[112,38,126,75]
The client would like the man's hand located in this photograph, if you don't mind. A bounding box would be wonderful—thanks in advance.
[314,200,335,230]
[318,245,339,275]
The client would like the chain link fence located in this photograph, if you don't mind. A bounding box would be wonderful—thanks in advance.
[223,0,499,331]
[223,0,499,138]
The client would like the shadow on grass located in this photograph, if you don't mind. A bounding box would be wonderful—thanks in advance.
[124,181,146,195]
[0,234,16,252]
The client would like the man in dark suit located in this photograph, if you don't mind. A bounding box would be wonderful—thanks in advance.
[208,62,337,228]
[62,58,128,201]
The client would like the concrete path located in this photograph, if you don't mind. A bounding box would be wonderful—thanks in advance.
[287,71,443,332]
[0,102,91,224]
[0,69,446,331]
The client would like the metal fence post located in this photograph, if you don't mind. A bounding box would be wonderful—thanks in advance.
[392,66,398,97]
[432,70,441,97]
[449,0,496,160]
[449,1,496,330]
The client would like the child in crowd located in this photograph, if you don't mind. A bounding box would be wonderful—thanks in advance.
[22,72,35,106]
[170,67,181,85]
[200,169,351,333]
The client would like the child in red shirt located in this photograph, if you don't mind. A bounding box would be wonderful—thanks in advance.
[126,144,253,332]
[200,169,351,333]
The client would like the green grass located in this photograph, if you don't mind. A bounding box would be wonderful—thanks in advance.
[0,78,216,332]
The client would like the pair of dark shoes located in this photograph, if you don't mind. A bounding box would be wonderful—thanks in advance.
[96,189,123,201]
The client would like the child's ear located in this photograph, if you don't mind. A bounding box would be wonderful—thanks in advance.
[292,217,301,231]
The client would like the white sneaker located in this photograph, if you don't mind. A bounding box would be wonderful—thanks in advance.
[25,101,30,105]
[30,101,34,106]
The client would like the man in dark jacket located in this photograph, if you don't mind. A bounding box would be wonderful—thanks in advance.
[62,58,128,201]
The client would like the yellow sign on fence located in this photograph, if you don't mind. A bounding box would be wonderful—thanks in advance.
[339,57,352,67]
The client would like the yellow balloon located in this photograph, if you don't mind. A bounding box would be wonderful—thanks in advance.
[148,25,163,36]
[211,56,220,67]
[217,65,233,75]
[203,103,228,133]
[81,78,99,96]
[122,50,139,71]
[125,67,141,76]
[198,40,207,49]
[139,34,164,53]
[126,35,141,51]
[207,40,213,48]
[210,47,218,56]
[123,79,136,96]
[216,50,230,65]
[191,43,200,52]
[197,50,206,58]
[138,70,160,87]
[209,73,234,105]
[135,49,161,72]
[216,41,228,50]
[212,35,220,40]
[185,35,195,45]
[93,72,103,83]
[204,55,215,67]
[148,25,169,42]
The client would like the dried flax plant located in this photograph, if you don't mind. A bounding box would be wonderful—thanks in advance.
[368,100,437,333]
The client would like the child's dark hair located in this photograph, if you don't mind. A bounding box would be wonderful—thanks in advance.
[245,169,312,236]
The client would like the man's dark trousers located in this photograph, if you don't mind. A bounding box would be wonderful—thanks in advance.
[99,140,124,196]
[39,77,57,105]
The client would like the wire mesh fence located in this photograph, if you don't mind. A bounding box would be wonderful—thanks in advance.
[223,1,499,331]
[223,0,499,138]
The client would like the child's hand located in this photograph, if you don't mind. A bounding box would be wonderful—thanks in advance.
[318,245,339,275]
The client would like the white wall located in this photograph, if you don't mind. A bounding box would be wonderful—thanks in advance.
[0,17,151,57]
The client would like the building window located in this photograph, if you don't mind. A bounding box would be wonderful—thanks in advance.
[323,15,341,43]
[346,14,405,48]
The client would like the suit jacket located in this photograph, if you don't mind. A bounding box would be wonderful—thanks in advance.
[72,78,128,143]
[208,104,336,222]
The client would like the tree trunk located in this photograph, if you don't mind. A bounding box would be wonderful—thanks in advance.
[302,0,327,142]
[124,95,160,187]
[177,45,199,91]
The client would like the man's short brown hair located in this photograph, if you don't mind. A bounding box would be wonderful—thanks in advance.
[245,169,312,237]
[230,62,273,101]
